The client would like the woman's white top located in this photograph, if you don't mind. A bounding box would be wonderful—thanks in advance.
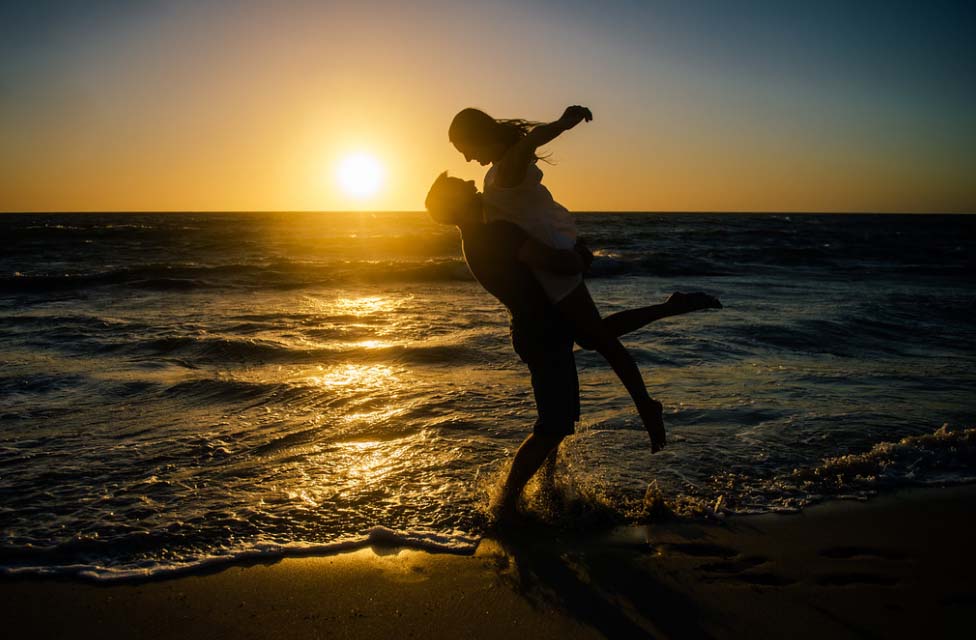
[482,163,583,303]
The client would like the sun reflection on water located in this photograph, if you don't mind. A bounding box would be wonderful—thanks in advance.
[307,363,398,390]
[352,339,391,349]
[300,294,408,319]
[339,406,405,426]
[340,440,399,482]
[231,293,425,507]
[333,295,392,316]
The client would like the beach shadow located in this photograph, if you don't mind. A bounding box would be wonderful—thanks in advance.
[480,524,716,639]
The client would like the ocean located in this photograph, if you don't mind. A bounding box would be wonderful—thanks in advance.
[1,212,974,580]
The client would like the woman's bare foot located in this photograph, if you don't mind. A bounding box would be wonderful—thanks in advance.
[666,291,723,313]
[641,399,666,453]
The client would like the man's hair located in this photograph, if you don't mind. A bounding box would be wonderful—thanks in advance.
[425,171,462,225]
[424,171,451,214]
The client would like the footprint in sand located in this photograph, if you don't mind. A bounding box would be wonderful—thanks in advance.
[818,546,907,561]
[719,572,797,587]
[697,555,767,574]
[814,546,908,587]
[656,543,795,587]
[656,542,738,558]
[940,592,976,607]
[815,573,899,587]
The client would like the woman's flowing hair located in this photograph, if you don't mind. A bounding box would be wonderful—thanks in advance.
[449,108,551,162]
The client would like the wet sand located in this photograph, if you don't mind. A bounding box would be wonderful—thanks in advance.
[4,485,974,639]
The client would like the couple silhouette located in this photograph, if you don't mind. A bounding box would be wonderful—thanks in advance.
[425,106,721,522]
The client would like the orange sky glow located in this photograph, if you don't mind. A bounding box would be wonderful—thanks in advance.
[1,1,973,213]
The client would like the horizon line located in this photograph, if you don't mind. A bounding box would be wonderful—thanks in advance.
[2,210,973,216]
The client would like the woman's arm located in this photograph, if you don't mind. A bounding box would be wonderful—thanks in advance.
[493,106,592,187]
[523,105,592,149]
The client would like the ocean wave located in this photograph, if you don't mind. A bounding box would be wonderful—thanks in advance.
[6,252,966,296]
[0,372,90,395]
[582,253,731,278]
[650,424,976,518]
[725,315,922,357]
[0,259,481,294]
[107,335,482,366]
[791,423,976,489]
[161,378,297,403]
[0,527,478,582]
[476,424,976,528]
[0,256,742,297]
[0,313,142,330]
[1,426,972,580]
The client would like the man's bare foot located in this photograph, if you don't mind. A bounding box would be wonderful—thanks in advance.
[489,499,520,529]
[667,291,722,313]
[641,399,666,453]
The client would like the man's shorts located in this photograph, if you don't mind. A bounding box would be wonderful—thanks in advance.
[523,345,580,437]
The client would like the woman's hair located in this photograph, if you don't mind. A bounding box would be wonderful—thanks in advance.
[449,108,544,156]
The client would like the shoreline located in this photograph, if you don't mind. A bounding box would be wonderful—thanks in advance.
[4,484,975,639]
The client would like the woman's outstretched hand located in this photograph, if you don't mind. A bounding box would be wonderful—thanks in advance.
[559,105,593,128]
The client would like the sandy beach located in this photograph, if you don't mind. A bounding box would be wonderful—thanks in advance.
[4,484,974,639]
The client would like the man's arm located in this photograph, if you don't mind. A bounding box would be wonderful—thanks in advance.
[517,237,584,275]
[574,238,595,272]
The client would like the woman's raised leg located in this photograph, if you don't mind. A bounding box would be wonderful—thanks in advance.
[556,284,666,452]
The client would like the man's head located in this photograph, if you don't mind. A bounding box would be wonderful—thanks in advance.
[425,172,482,226]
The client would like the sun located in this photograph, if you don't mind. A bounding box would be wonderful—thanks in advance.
[336,153,384,198]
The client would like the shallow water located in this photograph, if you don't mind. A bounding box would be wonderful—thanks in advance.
[1,212,974,579]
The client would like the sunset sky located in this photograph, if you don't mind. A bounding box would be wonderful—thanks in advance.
[1,1,973,213]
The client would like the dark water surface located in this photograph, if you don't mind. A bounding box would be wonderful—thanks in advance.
[1,212,974,579]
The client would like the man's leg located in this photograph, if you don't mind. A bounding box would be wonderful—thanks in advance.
[540,447,558,488]
[495,432,564,521]
[501,325,578,522]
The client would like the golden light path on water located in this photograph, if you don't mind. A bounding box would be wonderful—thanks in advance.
[204,287,518,524]
[328,294,396,317]
[213,287,535,520]
[307,363,399,390]
[245,293,434,510]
